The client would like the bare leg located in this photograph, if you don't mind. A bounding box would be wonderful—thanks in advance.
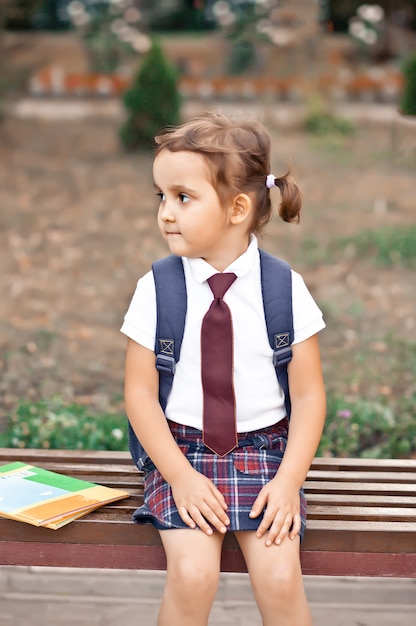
[235,531,312,626]
[158,529,224,626]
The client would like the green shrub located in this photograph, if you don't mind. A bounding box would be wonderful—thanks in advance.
[319,393,416,458]
[0,400,128,451]
[228,39,257,76]
[2,390,415,459]
[304,111,354,136]
[338,226,416,267]
[401,52,416,116]
[120,39,181,151]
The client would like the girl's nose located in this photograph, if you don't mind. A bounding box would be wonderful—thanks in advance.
[160,203,175,222]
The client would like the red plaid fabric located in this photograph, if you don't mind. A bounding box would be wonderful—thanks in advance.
[133,417,307,540]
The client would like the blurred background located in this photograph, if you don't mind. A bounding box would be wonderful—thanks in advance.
[0,0,415,459]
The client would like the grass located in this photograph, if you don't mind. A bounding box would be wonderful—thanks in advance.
[1,382,414,459]
[299,225,416,268]
[0,400,128,452]
[304,111,355,137]
[318,393,416,458]
[337,225,416,267]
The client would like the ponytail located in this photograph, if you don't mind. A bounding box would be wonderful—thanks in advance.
[267,173,302,224]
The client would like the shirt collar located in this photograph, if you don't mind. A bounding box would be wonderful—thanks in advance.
[184,234,259,284]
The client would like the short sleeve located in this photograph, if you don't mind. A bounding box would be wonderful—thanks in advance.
[120,270,157,351]
[291,270,325,345]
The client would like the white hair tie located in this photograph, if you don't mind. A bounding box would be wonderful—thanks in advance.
[266,174,276,189]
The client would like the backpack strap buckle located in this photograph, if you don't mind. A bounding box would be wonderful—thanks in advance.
[273,346,292,368]
[272,333,292,368]
[156,354,176,376]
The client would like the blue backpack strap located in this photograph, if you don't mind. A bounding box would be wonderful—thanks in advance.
[128,255,187,470]
[259,249,293,418]
[152,255,187,411]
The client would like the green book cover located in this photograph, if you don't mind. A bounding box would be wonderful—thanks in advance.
[0,461,129,529]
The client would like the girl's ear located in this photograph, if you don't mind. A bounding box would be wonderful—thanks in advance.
[230,193,252,225]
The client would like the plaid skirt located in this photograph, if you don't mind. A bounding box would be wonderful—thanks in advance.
[133,417,307,540]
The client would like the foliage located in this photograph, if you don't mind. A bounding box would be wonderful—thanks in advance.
[0,1,35,105]
[119,39,181,151]
[303,93,355,137]
[400,52,416,117]
[319,392,416,458]
[211,0,281,75]
[337,226,416,267]
[347,3,385,47]
[2,386,415,459]
[0,399,128,451]
[304,111,355,136]
[1,0,42,30]
[147,0,215,33]
[66,0,150,73]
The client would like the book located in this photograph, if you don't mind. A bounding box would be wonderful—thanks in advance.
[0,461,129,529]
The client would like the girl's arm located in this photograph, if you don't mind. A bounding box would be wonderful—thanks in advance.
[277,332,326,488]
[124,338,230,535]
[250,333,326,545]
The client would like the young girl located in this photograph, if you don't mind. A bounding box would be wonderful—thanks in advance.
[121,111,326,626]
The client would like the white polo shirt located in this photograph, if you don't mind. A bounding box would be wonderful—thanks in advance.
[121,235,325,432]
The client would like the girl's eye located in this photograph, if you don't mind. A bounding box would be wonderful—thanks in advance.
[179,193,190,203]
[156,192,165,202]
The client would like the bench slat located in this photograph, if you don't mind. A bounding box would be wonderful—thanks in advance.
[0,448,134,465]
[304,480,416,494]
[1,449,415,578]
[0,540,415,578]
[307,493,416,507]
[1,448,416,470]
[308,506,416,522]
[1,514,414,552]
[310,457,416,472]
[307,470,416,483]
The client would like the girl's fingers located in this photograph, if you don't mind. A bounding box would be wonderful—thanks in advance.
[193,502,229,534]
[178,506,197,529]
[249,492,267,520]
[255,506,278,538]
[255,505,300,545]
[173,473,229,535]
[178,498,230,535]
[209,485,228,512]
[289,513,301,540]
[269,513,294,546]
[188,505,215,535]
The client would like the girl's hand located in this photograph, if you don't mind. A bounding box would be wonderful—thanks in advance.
[170,469,230,536]
[249,475,301,546]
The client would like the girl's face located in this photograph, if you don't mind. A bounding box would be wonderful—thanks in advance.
[154,149,243,270]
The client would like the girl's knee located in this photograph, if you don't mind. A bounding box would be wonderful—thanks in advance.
[252,558,303,603]
[168,555,220,598]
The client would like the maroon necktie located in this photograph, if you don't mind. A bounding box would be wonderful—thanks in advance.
[201,272,238,456]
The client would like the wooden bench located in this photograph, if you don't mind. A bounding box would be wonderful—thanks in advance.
[1,448,415,578]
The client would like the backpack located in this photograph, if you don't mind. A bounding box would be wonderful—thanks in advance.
[128,249,293,470]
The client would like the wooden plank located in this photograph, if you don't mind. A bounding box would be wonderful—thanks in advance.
[1,514,414,554]
[1,450,415,578]
[307,470,416,483]
[300,552,416,578]
[307,493,416,507]
[308,505,416,522]
[2,449,416,472]
[1,542,414,577]
[309,457,416,472]
[0,541,168,571]
[305,519,416,532]
[301,526,415,554]
[0,448,133,465]
[304,480,416,495]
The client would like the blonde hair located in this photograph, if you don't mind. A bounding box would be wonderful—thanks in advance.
[154,111,302,233]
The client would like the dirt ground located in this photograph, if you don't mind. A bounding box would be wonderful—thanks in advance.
[0,104,415,426]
